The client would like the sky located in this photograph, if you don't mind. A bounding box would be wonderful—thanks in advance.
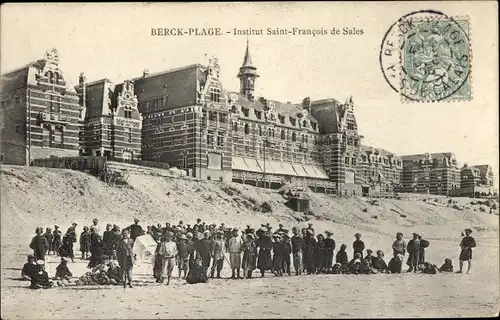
[1,2,498,187]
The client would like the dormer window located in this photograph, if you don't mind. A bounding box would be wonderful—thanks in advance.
[278,115,285,124]
[254,110,262,120]
[289,117,296,126]
[311,123,317,131]
[302,120,307,128]
[124,106,132,119]
[242,108,249,117]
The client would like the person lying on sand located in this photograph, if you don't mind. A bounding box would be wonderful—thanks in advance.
[21,255,37,281]
[106,261,123,285]
[75,255,112,286]
[388,254,403,274]
[438,258,454,273]
[422,262,438,274]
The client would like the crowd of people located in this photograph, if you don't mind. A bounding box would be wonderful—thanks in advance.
[22,218,477,289]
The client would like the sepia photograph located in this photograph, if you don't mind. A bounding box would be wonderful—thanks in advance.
[0,2,498,319]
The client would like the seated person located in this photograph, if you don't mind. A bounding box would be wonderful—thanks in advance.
[388,254,403,274]
[186,257,209,284]
[30,260,54,289]
[422,262,438,274]
[364,249,375,267]
[438,258,454,273]
[21,255,37,281]
[331,263,343,274]
[347,253,362,274]
[359,258,376,274]
[372,250,388,273]
[106,261,123,285]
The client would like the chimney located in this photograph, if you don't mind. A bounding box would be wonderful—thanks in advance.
[78,72,86,111]
[143,69,150,78]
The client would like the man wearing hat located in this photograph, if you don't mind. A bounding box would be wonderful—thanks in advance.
[281,233,292,276]
[353,233,365,258]
[324,231,336,273]
[303,229,315,274]
[126,219,145,242]
[210,231,226,279]
[458,228,476,273]
[306,223,315,235]
[52,225,62,256]
[116,229,136,288]
[176,234,190,279]
[21,255,37,281]
[29,227,49,262]
[291,227,304,276]
[228,228,243,279]
[275,224,288,235]
[406,233,421,273]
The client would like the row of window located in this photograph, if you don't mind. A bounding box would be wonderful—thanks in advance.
[233,123,317,144]
[233,106,317,131]
[142,136,188,148]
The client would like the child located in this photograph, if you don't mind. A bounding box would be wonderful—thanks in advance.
[439,258,454,273]
[281,234,292,276]
[21,255,37,281]
[30,260,54,289]
[54,257,73,286]
[359,258,375,274]
[44,228,54,255]
[30,227,49,262]
[422,262,438,274]
[272,234,284,277]
[331,263,343,274]
[177,234,190,279]
[392,232,406,257]
[458,228,476,274]
[80,226,91,260]
[353,233,365,258]
[157,232,178,285]
[364,249,375,267]
[52,225,62,256]
[336,244,348,266]
[347,253,362,274]
[106,261,123,285]
[242,233,257,279]
[372,250,388,273]
[388,254,403,274]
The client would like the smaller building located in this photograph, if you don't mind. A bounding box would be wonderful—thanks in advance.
[76,75,142,160]
[458,164,497,197]
[400,152,460,195]
[358,145,403,195]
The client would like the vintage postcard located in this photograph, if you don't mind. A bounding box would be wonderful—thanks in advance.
[0,2,498,319]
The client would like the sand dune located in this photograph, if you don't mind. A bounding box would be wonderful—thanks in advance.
[1,165,499,318]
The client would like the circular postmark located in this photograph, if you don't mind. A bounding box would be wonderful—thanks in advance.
[379,10,471,102]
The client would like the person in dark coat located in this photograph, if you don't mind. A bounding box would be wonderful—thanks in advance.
[196,230,213,276]
[272,234,284,276]
[186,255,209,284]
[54,257,73,281]
[30,260,54,289]
[60,227,77,262]
[336,244,348,266]
[116,229,136,288]
[102,224,114,256]
[352,233,365,258]
[406,233,421,273]
[242,233,257,279]
[311,234,325,274]
[79,226,91,260]
[324,231,336,273]
[372,250,388,273]
[458,228,476,273]
[44,228,54,255]
[300,228,307,273]
[21,255,37,281]
[417,235,430,270]
[281,234,292,276]
[303,229,315,274]
[290,227,304,276]
[52,225,62,256]
[126,218,145,242]
[256,228,273,277]
[88,226,104,269]
[388,254,403,274]
[347,253,362,274]
[30,227,49,262]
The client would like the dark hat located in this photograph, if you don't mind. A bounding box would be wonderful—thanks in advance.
[27,254,35,260]
[306,229,313,234]
[98,254,109,260]
[54,225,59,228]
[93,218,98,222]
[413,232,420,237]
[465,228,473,233]
[279,224,284,227]
[325,230,333,236]
[134,218,140,222]
[72,222,78,226]
[355,233,361,237]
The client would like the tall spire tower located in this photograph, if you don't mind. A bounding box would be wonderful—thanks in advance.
[237,39,259,101]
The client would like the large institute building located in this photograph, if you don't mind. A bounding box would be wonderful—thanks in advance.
[0,45,495,197]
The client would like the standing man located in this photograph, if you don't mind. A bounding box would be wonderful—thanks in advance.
[228,229,243,279]
[30,228,49,262]
[324,231,336,273]
[353,233,365,258]
[290,227,303,276]
[116,229,135,288]
[210,231,226,279]
[406,233,421,273]
[458,228,476,274]
[157,231,178,285]
[127,219,145,242]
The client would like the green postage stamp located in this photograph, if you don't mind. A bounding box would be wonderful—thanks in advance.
[399,15,471,103]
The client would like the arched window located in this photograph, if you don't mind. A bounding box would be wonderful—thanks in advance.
[259,126,263,136]
[244,123,250,134]
[268,128,272,137]
[305,135,308,143]
[233,122,238,132]
[281,130,285,140]
[301,135,305,143]
[292,132,297,142]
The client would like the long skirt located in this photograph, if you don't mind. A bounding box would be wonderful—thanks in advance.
[459,247,472,261]
[257,249,273,271]
[242,251,257,272]
[186,263,208,284]
[324,250,334,269]
[153,254,165,279]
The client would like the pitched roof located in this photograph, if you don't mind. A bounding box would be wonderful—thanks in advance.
[80,79,114,119]
[241,39,254,68]
[133,64,201,110]
[360,144,401,160]
[400,152,455,162]
[471,164,491,176]
[309,98,342,133]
